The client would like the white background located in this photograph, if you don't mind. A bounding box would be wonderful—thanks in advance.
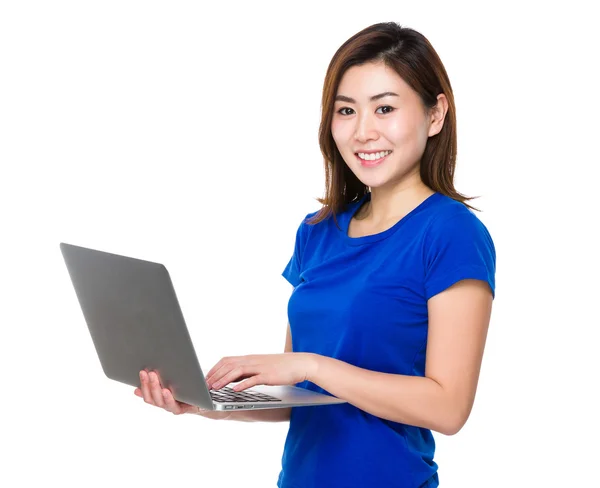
[1,1,598,486]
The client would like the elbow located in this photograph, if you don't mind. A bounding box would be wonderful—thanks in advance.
[438,418,464,436]
[436,407,471,436]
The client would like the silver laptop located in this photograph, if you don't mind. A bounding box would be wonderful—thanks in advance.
[59,243,345,411]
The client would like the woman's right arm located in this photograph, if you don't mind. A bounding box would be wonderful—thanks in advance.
[134,322,293,422]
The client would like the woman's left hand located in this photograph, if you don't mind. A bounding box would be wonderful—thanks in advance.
[205,353,318,392]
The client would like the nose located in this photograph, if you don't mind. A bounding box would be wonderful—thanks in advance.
[354,111,379,143]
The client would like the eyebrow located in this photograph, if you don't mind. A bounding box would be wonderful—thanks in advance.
[334,91,399,103]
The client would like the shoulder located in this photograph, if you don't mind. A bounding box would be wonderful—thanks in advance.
[290,209,323,249]
[298,209,321,232]
[301,209,321,224]
[421,194,496,269]
[421,195,496,299]
[297,206,340,235]
[425,195,494,243]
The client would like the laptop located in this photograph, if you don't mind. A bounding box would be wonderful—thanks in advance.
[59,242,346,411]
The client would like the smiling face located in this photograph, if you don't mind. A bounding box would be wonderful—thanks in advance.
[331,61,440,191]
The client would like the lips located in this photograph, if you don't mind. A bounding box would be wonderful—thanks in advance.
[356,152,390,167]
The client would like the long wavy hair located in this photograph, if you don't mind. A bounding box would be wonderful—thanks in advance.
[307,22,479,226]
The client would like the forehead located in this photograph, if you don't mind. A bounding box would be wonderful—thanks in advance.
[336,62,413,101]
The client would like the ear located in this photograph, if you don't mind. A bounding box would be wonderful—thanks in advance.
[427,94,448,137]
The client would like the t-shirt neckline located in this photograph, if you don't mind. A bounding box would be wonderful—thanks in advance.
[342,191,441,246]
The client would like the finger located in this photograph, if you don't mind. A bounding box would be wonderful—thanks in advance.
[161,388,182,414]
[212,366,255,390]
[139,370,153,404]
[205,358,226,379]
[232,374,267,392]
[164,389,200,415]
[134,388,142,397]
[205,356,250,384]
[205,358,230,383]
[207,358,254,389]
[209,372,255,389]
[209,365,241,389]
[206,364,233,389]
[148,372,166,407]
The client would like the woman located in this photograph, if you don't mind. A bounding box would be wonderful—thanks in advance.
[135,21,496,488]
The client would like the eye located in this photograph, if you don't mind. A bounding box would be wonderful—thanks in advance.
[337,107,353,116]
[336,106,395,116]
[376,105,395,114]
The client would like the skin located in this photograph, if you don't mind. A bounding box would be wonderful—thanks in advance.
[134,323,294,422]
[135,61,493,434]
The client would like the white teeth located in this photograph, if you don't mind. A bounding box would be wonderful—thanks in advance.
[357,150,392,161]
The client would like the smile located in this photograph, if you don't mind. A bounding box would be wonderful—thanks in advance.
[355,150,392,167]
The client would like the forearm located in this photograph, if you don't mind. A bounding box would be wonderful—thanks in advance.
[222,407,292,422]
[309,354,466,435]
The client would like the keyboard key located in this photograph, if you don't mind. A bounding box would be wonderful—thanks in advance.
[209,387,281,403]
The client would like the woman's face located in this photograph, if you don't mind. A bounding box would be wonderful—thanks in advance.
[331,61,438,191]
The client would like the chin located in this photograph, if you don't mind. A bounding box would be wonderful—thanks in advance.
[351,166,389,186]
[354,176,389,189]
[364,181,391,190]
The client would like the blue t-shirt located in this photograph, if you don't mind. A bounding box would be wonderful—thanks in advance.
[277,191,496,488]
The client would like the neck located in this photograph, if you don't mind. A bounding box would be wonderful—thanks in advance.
[360,179,434,225]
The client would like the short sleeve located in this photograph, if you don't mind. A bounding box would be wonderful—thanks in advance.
[282,213,314,287]
[424,210,496,300]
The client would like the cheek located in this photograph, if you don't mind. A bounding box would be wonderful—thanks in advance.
[385,117,417,143]
[330,120,341,143]
[331,118,352,143]
[386,117,428,152]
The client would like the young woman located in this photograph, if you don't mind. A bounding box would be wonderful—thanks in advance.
[135,22,496,488]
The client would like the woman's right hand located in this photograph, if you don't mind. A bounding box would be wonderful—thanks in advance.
[134,370,232,420]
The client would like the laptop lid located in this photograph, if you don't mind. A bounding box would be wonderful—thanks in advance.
[60,242,215,409]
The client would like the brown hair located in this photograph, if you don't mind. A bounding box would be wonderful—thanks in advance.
[308,22,479,226]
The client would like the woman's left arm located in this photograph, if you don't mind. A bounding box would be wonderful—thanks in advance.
[309,279,493,436]
[206,279,493,436]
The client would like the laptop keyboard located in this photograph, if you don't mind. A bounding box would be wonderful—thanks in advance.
[210,386,282,403]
